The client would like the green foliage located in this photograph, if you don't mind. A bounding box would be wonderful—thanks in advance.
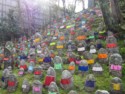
[122,64,125,76]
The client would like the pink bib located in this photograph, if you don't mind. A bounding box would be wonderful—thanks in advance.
[33,87,41,92]
[18,71,23,75]
[76,60,80,65]
[110,64,122,71]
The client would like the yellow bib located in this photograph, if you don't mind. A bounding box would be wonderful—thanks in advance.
[113,84,120,90]
[87,59,94,64]
[56,45,64,49]
[38,58,43,62]
[13,54,16,57]
[34,38,40,43]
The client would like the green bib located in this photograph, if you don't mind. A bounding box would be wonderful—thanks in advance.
[66,24,75,29]
[99,30,105,34]
[89,36,95,39]
[49,92,57,94]
[47,32,50,35]
[24,51,28,55]
[54,63,62,69]
[50,42,56,46]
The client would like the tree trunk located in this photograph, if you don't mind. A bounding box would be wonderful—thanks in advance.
[88,0,95,8]
[99,0,114,31]
[110,0,122,24]
[74,0,77,13]
[81,0,84,10]
[57,0,60,17]
[62,0,66,17]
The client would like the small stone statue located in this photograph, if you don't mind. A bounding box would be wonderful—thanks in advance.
[95,90,109,94]
[32,80,42,94]
[22,79,30,93]
[48,82,59,94]
[84,74,96,92]
[60,70,73,90]
[68,61,75,74]
[44,67,56,87]
[110,77,123,94]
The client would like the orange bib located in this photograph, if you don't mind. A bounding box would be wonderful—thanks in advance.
[0,54,4,58]
[77,35,86,40]
[60,36,65,41]
[50,54,55,58]
[55,33,58,36]
[98,54,108,59]
[68,66,75,70]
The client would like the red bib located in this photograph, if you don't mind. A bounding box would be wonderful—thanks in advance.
[3,58,9,61]
[44,76,55,86]
[34,71,41,75]
[68,58,76,63]
[29,59,35,63]
[106,43,117,48]
[20,65,27,70]
[61,78,71,85]
[8,81,15,86]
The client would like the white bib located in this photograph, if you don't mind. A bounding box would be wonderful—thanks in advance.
[90,49,96,53]
[22,85,26,88]
[92,67,103,71]
[53,37,57,40]
[77,47,85,51]
[60,26,64,29]
[37,50,42,54]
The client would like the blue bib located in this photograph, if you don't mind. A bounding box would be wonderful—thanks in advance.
[29,66,33,71]
[85,81,95,87]
[78,66,89,71]
[44,57,51,63]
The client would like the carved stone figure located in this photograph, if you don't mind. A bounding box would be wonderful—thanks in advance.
[60,70,73,90]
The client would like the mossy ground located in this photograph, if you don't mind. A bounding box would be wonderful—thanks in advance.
[0,48,125,94]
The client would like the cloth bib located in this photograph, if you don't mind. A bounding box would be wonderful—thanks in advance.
[33,86,41,92]
[77,47,85,51]
[92,67,103,71]
[90,49,96,53]
[113,83,120,90]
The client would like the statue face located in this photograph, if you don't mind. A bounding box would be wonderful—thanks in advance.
[90,45,95,49]
[86,53,93,59]
[86,74,95,81]
[80,60,88,66]
[47,67,55,76]
[110,54,122,64]
[20,60,25,65]
[49,82,57,92]
[99,48,107,53]
[112,77,121,83]
[9,75,15,81]
[70,62,75,66]
[95,90,109,94]
[68,91,77,94]
[62,70,72,78]
[55,56,61,63]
